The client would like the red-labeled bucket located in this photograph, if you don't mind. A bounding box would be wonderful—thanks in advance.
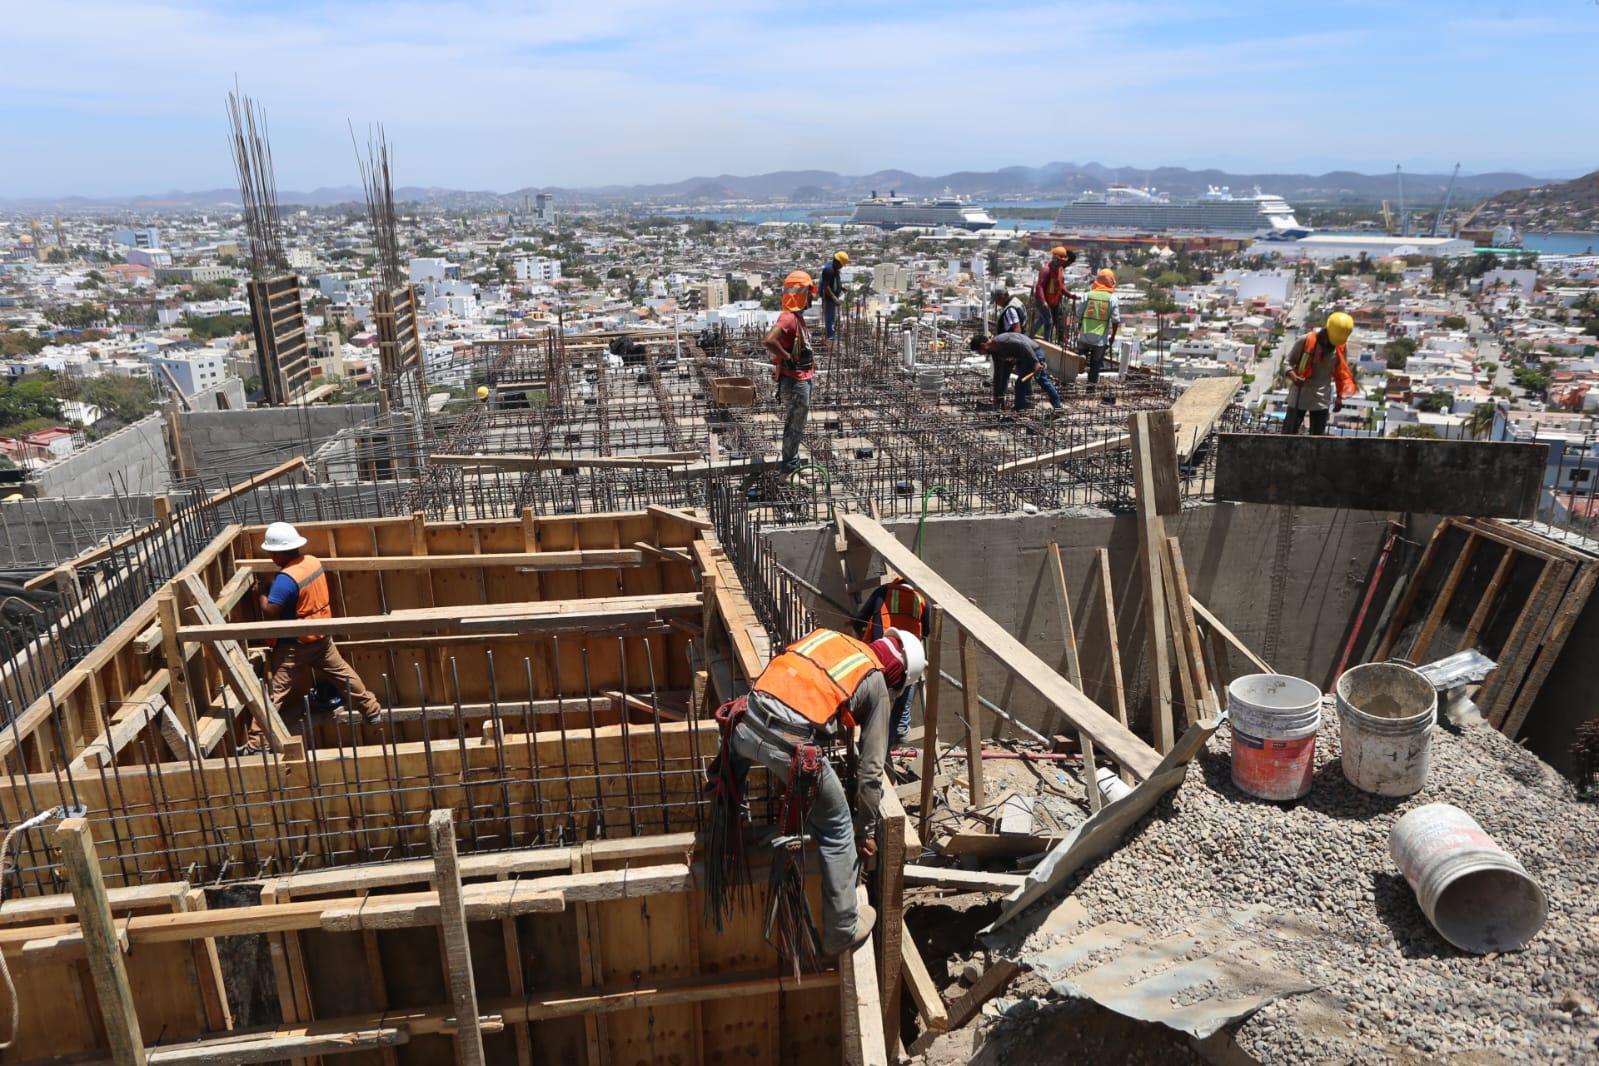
[1228,674,1322,801]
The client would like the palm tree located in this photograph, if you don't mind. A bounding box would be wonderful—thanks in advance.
[1467,402,1498,440]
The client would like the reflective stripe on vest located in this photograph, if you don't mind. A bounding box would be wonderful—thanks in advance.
[1294,330,1347,378]
[281,554,332,645]
[751,628,881,728]
[1082,289,1113,336]
[874,582,926,640]
[1037,263,1063,307]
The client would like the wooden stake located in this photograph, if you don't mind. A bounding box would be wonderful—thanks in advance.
[916,606,945,844]
[57,818,148,1066]
[428,810,486,1066]
[958,629,984,806]
[1130,413,1175,753]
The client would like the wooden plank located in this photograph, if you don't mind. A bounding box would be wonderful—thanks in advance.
[1501,563,1598,736]
[899,934,949,1034]
[909,960,1023,1054]
[1095,550,1131,766]
[1190,598,1271,674]
[56,818,148,1066]
[234,550,648,573]
[994,433,1128,476]
[1481,558,1567,724]
[1411,531,1479,661]
[840,934,889,1066]
[902,865,1027,892]
[178,575,291,750]
[876,780,908,1053]
[432,453,698,470]
[146,1026,407,1064]
[1214,434,1548,518]
[1169,375,1243,462]
[428,810,486,1066]
[646,504,714,531]
[1136,409,1182,516]
[1458,543,1516,651]
[72,672,171,770]
[917,606,945,843]
[1165,538,1215,723]
[957,629,984,806]
[1130,413,1175,753]
[840,515,1162,782]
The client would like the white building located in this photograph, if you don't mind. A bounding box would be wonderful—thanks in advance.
[286,248,316,271]
[408,258,451,284]
[873,262,909,293]
[127,247,173,269]
[150,351,229,397]
[1221,269,1295,306]
[532,193,556,225]
[703,277,729,308]
[112,227,160,249]
[514,256,562,283]
[1269,234,1475,261]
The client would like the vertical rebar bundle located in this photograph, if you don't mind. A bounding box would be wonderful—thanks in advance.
[225,87,287,281]
[352,123,403,293]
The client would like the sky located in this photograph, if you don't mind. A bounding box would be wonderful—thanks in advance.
[2,0,1597,198]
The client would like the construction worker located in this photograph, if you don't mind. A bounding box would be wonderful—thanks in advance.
[763,270,818,474]
[970,332,1064,413]
[1029,246,1077,344]
[1282,311,1357,435]
[245,521,384,752]
[991,289,1027,334]
[715,626,926,954]
[854,575,932,748]
[1076,267,1122,390]
[820,251,848,340]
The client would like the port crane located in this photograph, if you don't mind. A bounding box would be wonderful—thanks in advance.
[1430,163,1461,237]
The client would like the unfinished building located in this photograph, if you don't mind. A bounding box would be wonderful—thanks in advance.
[0,313,1596,1064]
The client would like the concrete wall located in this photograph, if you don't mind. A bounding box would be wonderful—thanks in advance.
[765,503,1396,744]
[181,403,381,480]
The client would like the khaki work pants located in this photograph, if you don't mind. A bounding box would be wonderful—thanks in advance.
[248,638,384,746]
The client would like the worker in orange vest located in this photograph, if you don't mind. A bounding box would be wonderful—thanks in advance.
[854,575,932,748]
[1282,312,1357,435]
[763,270,818,474]
[711,627,926,954]
[1029,246,1077,344]
[245,522,384,753]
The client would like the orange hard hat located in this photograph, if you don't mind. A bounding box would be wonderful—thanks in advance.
[781,270,815,313]
[1096,268,1117,284]
[1050,245,1069,259]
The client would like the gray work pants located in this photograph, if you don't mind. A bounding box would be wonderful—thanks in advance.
[778,376,811,466]
[731,721,859,950]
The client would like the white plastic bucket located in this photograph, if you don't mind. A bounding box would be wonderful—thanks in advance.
[1095,766,1134,805]
[1227,674,1322,801]
[1336,662,1437,797]
[1389,803,1547,953]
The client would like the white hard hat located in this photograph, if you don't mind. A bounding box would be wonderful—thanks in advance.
[886,628,927,686]
[261,521,307,553]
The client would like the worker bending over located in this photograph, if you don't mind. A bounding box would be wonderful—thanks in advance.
[1029,246,1077,344]
[854,575,932,749]
[246,522,384,752]
[1282,312,1356,435]
[711,627,926,954]
[991,289,1027,334]
[970,332,1064,413]
[763,270,818,474]
[1076,268,1122,391]
[820,251,848,340]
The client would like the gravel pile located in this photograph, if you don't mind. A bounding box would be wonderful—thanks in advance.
[1000,709,1599,1064]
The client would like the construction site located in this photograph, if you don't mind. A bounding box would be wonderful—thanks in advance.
[0,113,1596,1066]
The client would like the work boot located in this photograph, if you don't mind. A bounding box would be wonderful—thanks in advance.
[823,902,877,955]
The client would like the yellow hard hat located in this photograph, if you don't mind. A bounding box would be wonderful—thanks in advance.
[1325,312,1355,346]
[834,251,849,265]
[476,385,490,400]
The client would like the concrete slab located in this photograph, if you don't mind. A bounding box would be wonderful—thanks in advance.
[1214,433,1547,518]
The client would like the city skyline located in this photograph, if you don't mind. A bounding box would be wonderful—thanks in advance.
[2,0,1597,198]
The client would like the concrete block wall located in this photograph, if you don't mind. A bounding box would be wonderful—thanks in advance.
[181,403,381,481]
[765,503,1396,746]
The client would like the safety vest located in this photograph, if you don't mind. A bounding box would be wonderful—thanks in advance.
[1294,330,1344,377]
[752,629,882,728]
[1292,330,1357,400]
[277,554,332,645]
[1081,288,1114,337]
[998,297,1027,333]
[872,580,927,641]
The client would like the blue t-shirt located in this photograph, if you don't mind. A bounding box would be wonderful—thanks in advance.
[267,572,300,617]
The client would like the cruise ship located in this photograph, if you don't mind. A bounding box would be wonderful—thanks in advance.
[849,190,997,230]
[1053,185,1306,237]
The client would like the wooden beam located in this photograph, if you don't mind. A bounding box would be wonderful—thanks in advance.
[233,550,647,573]
[1190,597,1270,674]
[839,514,1162,782]
[1410,532,1479,661]
[1165,538,1215,723]
[1169,375,1243,462]
[56,818,149,1065]
[146,1026,407,1064]
[178,574,291,750]
[958,629,985,806]
[431,452,699,470]
[902,865,1027,892]
[917,607,945,843]
[1130,412,1175,753]
[899,935,949,1034]
[1458,543,1516,651]
[1095,549,1131,767]
[840,934,889,1066]
[647,504,714,530]
[1375,521,1449,661]
[994,433,1129,476]
[876,780,908,1052]
[429,810,486,1066]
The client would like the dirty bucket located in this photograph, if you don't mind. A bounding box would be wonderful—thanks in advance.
[1095,766,1134,805]
[1228,674,1322,801]
[1336,662,1437,797]
[1389,803,1547,953]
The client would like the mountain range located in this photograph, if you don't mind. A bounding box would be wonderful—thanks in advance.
[0,162,1573,212]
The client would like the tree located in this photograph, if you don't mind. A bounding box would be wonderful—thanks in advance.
[1512,366,1550,396]
[0,374,64,430]
[189,279,236,301]
[46,302,102,329]
[179,313,252,341]
[1394,424,1440,439]
[80,376,158,424]
[1414,392,1450,414]
[1467,402,1498,440]
[1441,315,1468,330]
[1382,336,1417,370]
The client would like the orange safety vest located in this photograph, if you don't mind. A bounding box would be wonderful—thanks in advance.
[1293,330,1357,399]
[276,554,332,645]
[872,580,927,641]
[752,629,882,728]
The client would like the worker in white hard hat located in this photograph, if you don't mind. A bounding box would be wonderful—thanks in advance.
[245,522,384,753]
[704,626,926,954]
